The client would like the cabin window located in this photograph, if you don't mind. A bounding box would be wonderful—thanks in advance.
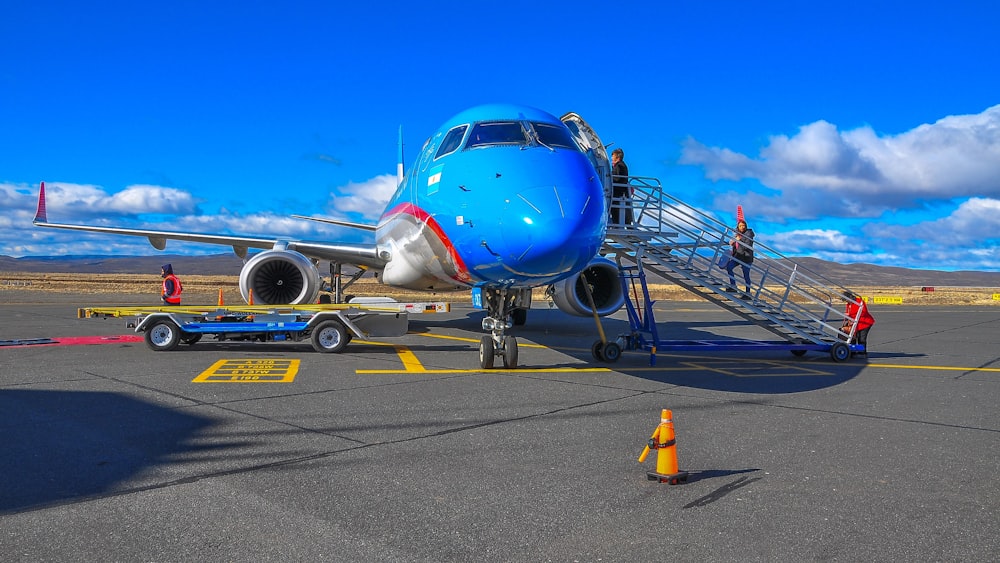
[435,125,468,159]
[531,122,580,150]
[465,121,529,148]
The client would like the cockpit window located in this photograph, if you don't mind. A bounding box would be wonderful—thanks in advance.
[531,122,580,150]
[465,121,529,148]
[435,125,467,159]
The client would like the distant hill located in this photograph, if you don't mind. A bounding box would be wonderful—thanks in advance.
[777,257,1000,288]
[0,254,247,275]
[2,253,999,288]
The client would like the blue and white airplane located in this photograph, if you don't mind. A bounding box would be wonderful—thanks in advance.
[34,103,625,368]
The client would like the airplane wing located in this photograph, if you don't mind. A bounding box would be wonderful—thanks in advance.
[33,183,386,268]
[291,214,377,232]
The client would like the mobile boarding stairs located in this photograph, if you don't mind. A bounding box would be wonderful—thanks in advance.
[600,177,867,363]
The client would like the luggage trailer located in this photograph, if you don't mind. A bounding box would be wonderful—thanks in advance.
[78,302,450,353]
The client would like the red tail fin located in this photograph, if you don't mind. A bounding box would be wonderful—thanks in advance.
[34,182,48,223]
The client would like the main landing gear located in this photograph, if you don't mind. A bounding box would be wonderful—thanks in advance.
[478,287,529,369]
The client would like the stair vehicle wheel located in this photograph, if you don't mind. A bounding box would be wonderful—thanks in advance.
[311,320,350,353]
[591,340,605,362]
[830,341,850,362]
[601,341,622,363]
[502,335,518,368]
[479,335,495,369]
[144,319,181,351]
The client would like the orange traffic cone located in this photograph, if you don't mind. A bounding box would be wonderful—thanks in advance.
[638,409,689,485]
[247,288,254,305]
[217,288,225,307]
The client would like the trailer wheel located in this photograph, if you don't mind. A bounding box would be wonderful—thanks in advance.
[311,320,349,353]
[830,342,850,362]
[479,336,495,369]
[144,320,181,351]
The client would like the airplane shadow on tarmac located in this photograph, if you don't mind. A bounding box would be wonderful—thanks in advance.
[411,307,886,395]
[0,389,216,514]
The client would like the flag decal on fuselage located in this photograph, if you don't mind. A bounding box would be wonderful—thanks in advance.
[427,165,444,195]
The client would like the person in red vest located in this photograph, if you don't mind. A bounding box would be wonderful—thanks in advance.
[841,290,874,355]
[161,263,183,306]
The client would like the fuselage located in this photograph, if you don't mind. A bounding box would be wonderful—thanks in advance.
[376,104,608,291]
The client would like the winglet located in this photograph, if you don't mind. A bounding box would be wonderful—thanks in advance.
[34,182,48,224]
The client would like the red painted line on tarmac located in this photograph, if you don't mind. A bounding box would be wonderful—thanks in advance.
[0,335,144,348]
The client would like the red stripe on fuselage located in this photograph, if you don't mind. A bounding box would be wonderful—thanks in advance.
[381,202,472,283]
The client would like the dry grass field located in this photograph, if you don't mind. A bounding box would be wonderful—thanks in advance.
[2,272,998,306]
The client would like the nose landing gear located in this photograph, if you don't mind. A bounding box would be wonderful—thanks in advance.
[478,287,527,369]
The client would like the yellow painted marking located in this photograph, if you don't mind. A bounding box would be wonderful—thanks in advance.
[194,359,300,383]
[866,363,1000,373]
[872,296,904,304]
[413,332,548,349]
[357,367,613,374]
[352,332,999,377]
[993,294,1000,300]
[394,345,426,372]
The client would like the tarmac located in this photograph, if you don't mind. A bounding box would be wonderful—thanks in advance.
[1,292,998,561]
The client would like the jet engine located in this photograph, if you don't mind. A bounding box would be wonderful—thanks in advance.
[239,250,322,305]
[548,257,625,317]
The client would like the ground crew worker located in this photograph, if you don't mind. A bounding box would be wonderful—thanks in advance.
[161,263,183,305]
[841,290,874,355]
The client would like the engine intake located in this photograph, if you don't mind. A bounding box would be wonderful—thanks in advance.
[239,250,322,305]
[549,257,625,317]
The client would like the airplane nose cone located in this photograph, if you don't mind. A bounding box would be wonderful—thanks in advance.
[499,185,603,278]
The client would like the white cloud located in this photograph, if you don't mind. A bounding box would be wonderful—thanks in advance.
[107,185,200,215]
[865,197,1000,246]
[0,177,389,257]
[681,105,1000,220]
[39,182,199,218]
[327,174,398,220]
[766,229,867,254]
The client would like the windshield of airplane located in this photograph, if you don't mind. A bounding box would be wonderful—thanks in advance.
[464,121,582,151]
[465,122,528,148]
[531,122,579,150]
[435,125,468,159]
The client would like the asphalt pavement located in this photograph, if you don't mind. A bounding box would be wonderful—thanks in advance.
[1,294,997,561]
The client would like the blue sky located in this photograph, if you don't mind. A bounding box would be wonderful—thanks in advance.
[2,1,999,271]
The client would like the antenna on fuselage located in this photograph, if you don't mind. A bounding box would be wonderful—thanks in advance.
[397,125,405,186]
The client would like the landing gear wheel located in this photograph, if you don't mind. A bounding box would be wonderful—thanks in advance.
[830,341,850,362]
[311,320,349,353]
[591,340,605,362]
[601,341,622,363]
[511,308,527,326]
[502,335,518,369]
[479,336,495,369]
[144,320,181,351]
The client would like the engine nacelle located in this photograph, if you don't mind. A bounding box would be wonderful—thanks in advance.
[239,250,322,305]
[548,257,625,317]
